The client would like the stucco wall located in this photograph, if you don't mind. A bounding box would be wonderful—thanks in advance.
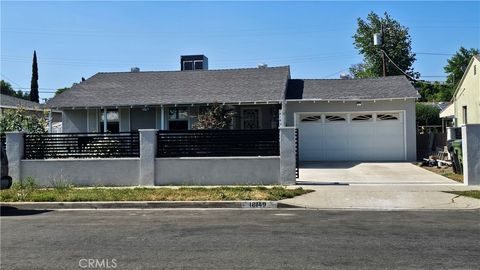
[284,99,417,161]
[462,124,480,185]
[62,109,87,132]
[454,58,480,126]
[155,157,280,185]
[20,158,140,187]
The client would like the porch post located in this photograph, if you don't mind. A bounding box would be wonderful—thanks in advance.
[279,101,287,127]
[103,108,107,133]
[5,131,24,182]
[160,106,165,130]
[48,109,53,133]
[139,129,158,186]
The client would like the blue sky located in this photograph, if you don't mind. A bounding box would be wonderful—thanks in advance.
[1,1,479,101]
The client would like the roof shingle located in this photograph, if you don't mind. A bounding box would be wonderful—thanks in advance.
[48,66,291,108]
[286,76,419,100]
[0,94,44,110]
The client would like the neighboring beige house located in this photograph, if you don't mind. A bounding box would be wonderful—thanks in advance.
[451,55,480,126]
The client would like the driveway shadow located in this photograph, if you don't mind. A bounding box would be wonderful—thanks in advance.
[0,206,52,216]
[296,181,349,186]
[300,162,361,169]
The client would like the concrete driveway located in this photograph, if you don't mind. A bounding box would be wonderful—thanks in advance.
[297,162,460,185]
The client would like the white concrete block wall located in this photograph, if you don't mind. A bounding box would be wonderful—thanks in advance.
[5,130,284,187]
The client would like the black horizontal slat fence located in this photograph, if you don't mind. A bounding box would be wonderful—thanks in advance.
[157,129,279,157]
[24,132,140,159]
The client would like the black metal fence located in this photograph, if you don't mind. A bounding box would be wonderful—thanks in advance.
[157,129,279,157]
[24,132,140,159]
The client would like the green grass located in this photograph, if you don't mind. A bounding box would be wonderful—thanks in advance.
[0,184,312,202]
[446,190,480,200]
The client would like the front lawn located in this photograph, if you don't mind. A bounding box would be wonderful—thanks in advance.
[0,185,312,202]
[446,190,480,200]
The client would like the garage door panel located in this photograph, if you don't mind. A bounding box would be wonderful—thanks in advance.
[298,112,405,161]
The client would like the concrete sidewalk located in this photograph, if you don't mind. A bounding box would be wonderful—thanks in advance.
[281,184,480,210]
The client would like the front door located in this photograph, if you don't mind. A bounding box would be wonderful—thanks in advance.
[242,108,260,129]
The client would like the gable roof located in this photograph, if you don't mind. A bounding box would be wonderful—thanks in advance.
[48,66,290,108]
[0,94,44,110]
[286,75,419,100]
[452,55,480,100]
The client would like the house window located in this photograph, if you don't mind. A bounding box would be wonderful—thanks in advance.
[325,115,346,122]
[463,106,468,124]
[168,107,188,130]
[377,113,399,121]
[474,65,477,75]
[301,115,322,122]
[100,109,119,133]
[194,60,203,70]
[242,108,260,129]
[183,61,194,71]
[351,114,373,121]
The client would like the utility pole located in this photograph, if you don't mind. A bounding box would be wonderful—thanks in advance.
[381,24,387,77]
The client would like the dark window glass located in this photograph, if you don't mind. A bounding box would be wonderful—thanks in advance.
[194,61,203,70]
[100,109,119,133]
[169,107,188,120]
[183,61,193,70]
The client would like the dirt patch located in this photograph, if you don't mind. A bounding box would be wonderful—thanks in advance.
[418,164,463,183]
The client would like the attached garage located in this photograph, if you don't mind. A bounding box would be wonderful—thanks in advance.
[284,76,419,162]
[298,111,405,161]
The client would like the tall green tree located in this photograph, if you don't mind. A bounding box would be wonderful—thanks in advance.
[54,87,70,97]
[416,103,441,126]
[350,12,418,78]
[30,50,39,103]
[415,81,453,102]
[0,80,30,100]
[444,47,479,87]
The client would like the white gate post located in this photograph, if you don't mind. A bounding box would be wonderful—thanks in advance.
[5,131,25,182]
[139,129,157,186]
[279,127,296,185]
[461,124,480,185]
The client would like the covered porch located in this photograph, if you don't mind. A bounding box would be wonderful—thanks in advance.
[60,103,281,133]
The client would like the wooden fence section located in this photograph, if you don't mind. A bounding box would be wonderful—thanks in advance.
[157,129,279,157]
[24,132,140,159]
[416,133,447,160]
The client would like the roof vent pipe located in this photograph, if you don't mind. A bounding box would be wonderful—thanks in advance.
[131,67,140,72]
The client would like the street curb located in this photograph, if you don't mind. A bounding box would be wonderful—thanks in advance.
[1,201,296,210]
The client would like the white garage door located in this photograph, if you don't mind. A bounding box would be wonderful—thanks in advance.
[298,112,405,161]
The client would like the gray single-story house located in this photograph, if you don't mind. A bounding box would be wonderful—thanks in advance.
[48,55,418,162]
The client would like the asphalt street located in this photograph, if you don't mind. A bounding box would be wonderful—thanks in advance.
[1,207,479,269]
